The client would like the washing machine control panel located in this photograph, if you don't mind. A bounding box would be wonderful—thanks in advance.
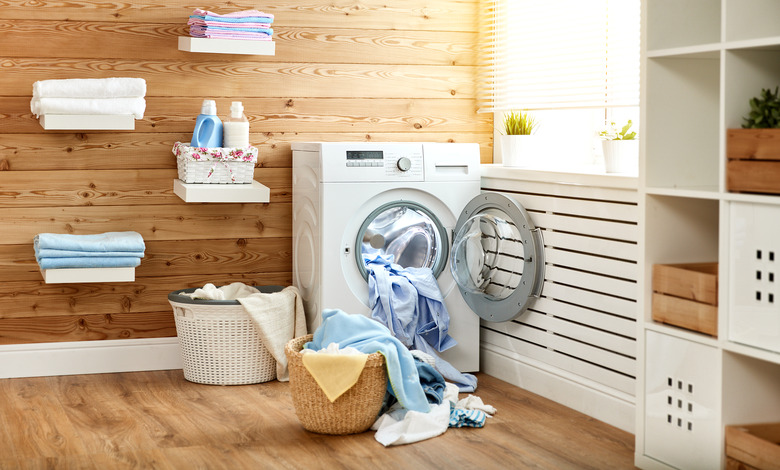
[341,147,424,181]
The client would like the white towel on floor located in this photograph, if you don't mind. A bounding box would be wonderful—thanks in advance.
[371,401,451,446]
[238,286,307,382]
[32,78,147,99]
[30,97,146,119]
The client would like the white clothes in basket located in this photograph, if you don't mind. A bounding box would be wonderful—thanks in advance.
[186,282,307,381]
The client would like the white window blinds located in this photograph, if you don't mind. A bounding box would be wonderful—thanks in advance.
[478,0,640,111]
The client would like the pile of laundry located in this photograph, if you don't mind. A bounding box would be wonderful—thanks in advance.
[304,309,496,447]
[30,77,146,119]
[34,231,146,270]
[187,9,274,41]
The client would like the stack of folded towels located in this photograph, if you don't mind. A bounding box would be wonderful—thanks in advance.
[30,77,147,119]
[188,9,274,41]
[34,231,146,270]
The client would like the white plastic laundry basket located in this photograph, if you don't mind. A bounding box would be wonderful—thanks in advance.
[168,285,282,385]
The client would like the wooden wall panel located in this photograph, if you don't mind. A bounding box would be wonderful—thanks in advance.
[0,0,489,345]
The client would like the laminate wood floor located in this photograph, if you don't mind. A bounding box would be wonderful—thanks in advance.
[0,370,636,469]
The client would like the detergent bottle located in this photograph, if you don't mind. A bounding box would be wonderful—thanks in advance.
[223,101,250,148]
[190,99,223,148]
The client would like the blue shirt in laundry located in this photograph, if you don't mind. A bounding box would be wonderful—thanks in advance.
[365,253,457,354]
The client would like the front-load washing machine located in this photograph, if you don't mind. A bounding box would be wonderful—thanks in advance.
[292,142,544,372]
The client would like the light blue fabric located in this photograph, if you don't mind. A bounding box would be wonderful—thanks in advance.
[365,254,456,353]
[37,257,141,270]
[415,358,445,405]
[305,309,430,413]
[449,404,486,428]
[366,254,477,392]
[190,15,273,23]
[36,249,145,260]
[190,25,273,33]
[34,231,145,253]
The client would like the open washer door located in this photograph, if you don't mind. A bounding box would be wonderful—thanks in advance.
[451,192,544,322]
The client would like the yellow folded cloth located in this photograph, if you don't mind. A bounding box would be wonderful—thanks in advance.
[301,353,369,402]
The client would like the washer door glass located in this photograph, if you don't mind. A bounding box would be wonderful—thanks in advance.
[356,201,448,279]
[451,193,544,322]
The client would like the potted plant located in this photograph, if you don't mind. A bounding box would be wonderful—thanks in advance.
[727,87,780,194]
[500,110,539,167]
[599,120,638,174]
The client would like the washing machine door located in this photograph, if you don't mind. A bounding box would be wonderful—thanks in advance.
[355,200,449,279]
[451,192,544,322]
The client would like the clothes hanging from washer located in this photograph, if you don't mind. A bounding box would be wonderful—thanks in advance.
[365,254,477,392]
[365,253,456,353]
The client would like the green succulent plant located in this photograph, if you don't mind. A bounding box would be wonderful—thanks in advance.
[600,120,637,140]
[742,87,780,129]
[502,110,538,135]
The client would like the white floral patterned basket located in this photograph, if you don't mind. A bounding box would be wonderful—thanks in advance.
[173,142,258,184]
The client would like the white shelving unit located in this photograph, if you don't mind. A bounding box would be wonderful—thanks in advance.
[173,179,270,203]
[40,267,135,284]
[39,114,135,130]
[178,37,275,55]
[637,1,780,469]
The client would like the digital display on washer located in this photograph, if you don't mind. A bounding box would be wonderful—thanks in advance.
[346,150,384,160]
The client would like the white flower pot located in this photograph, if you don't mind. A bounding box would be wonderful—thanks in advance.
[602,140,639,174]
[501,135,538,168]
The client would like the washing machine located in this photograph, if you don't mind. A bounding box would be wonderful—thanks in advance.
[292,142,544,372]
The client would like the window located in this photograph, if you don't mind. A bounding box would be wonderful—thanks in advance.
[479,0,641,171]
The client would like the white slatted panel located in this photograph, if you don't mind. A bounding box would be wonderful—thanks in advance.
[480,181,638,396]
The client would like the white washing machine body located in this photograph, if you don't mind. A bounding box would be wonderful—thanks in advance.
[292,142,545,373]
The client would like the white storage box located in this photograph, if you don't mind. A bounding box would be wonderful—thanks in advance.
[168,285,282,385]
[729,202,780,354]
[173,142,257,184]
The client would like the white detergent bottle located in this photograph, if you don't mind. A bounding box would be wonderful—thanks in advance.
[191,99,223,148]
[223,101,250,148]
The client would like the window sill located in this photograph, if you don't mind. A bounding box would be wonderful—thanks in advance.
[480,163,638,190]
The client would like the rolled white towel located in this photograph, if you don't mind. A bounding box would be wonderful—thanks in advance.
[32,78,147,99]
[30,97,146,119]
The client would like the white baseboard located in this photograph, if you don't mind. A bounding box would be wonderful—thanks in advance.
[481,343,635,434]
[0,338,183,379]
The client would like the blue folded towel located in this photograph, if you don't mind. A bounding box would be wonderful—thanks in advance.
[35,249,146,261]
[306,309,431,413]
[38,257,141,270]
[34,231,146,253]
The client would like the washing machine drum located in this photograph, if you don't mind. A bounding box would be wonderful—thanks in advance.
[451,192,544,322]
[356,193,544,323]
[357,201,448,279]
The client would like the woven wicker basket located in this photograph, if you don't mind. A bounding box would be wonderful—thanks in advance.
[173,142,257,184]
[168,286,282,385]
[285,334,387,435]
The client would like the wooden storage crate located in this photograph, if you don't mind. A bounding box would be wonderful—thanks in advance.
[727,129,780,194]
[652,262,718,336]
[726,423,780,470]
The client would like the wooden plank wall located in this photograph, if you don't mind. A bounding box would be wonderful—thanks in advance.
[0,1,489,345]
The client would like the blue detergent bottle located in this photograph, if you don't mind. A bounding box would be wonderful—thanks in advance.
[191,99,223,147]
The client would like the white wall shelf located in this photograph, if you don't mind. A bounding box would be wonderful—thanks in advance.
[637,2,780,469]
[40,267,135,284]
[178,37,275,55]
[39,114,135,130]
[173,179,270,203]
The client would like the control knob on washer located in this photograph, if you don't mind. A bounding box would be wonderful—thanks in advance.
[396,157,412,172]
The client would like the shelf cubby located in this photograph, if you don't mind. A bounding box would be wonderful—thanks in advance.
[724,0,780,42]
[646,0,721,51]
[645,56,721,192]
